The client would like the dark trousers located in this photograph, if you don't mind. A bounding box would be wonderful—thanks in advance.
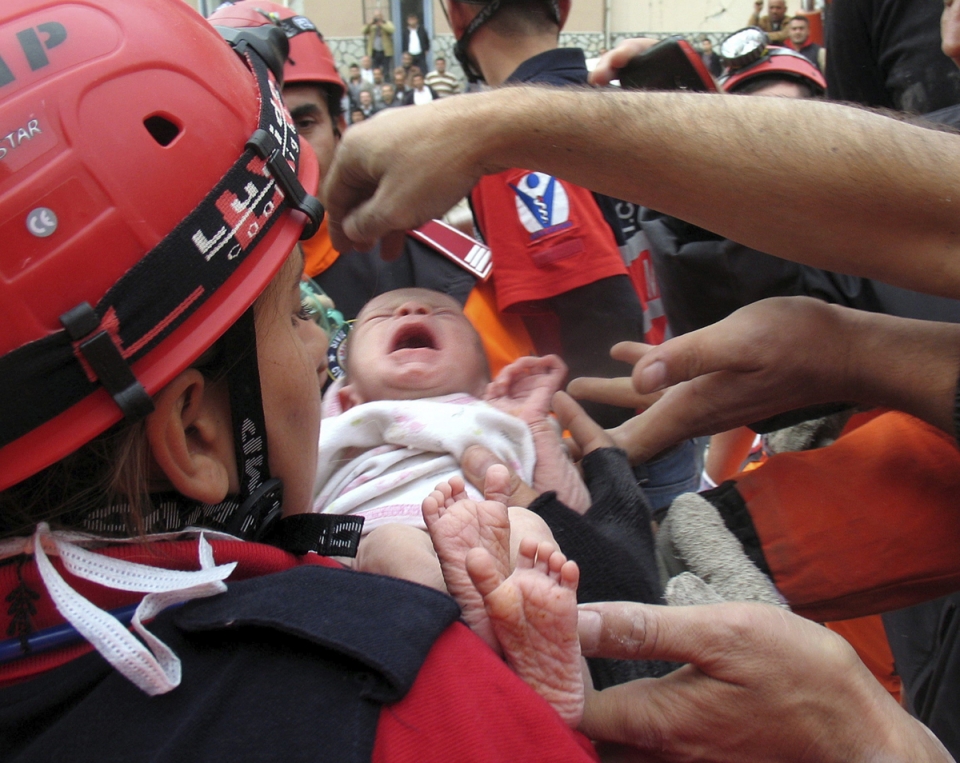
[410,52,428,76]
[371,50,391,74]
[521,275,645,430]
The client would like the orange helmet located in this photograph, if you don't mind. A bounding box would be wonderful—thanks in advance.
[209,1,345,100]
[0,0,320,506]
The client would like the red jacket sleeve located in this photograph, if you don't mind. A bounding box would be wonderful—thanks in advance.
[373,622,598,762]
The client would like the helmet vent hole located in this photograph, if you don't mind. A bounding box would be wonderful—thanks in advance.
[144,115,181,147]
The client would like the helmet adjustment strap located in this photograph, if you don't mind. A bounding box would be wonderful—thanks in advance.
[217,24,289,84]
[59,302,154,423]
[247,129,324,239]
[212,304,364,555]
[0,47,322,450]
[217,307,284,539]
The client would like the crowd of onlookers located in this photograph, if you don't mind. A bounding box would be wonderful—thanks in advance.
[342,4,826,127]
[344,11,463,125]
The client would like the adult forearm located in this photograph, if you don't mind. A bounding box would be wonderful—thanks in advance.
[839,305,960,435]
[480,86,960,298]
[327,83,960,297]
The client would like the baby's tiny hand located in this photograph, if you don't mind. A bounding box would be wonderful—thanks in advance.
[484,355,567,425]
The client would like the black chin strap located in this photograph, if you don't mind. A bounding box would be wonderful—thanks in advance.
[213,308,365,555]
[454,0,503,83]
[451,0,562,83]
[219,308,282,539]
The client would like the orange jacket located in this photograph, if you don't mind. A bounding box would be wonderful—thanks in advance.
[734,411,960,622]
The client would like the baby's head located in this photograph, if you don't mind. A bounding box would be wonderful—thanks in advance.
[338,288,490,408]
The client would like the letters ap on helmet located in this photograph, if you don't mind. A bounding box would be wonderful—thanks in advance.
[0,0,320,525]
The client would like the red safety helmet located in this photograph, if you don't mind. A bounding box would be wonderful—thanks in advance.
[0,0,319,492]
[209,0,345,100]
[719,31,825,96]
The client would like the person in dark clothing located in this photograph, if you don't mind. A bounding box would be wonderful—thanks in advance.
[699,36,723,78]
[787,15,825,72]
[826,0,960,113]
[402,13,430,77]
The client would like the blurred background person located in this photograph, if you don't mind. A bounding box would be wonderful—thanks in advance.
[357,88,379,118]
[403,71,438,105]
[748,0,790,44]
[379,82,402,108]
[363,9,394,73]
[425,55,462,97]
[403,13,430,76]
[359,54,375,83]
[699,35,722,78]
[787,15,825,73]
[345,62,373,112]
[393,65,409,99]
[371,66,386,105]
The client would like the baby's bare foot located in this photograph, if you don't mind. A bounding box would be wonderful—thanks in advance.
[423,480,510,654]
[467,538,584,727]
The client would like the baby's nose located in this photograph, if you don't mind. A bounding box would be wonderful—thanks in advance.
[395,301,431,317]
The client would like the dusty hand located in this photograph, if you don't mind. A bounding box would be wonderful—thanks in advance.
[322,98,494,254]
[552,391,615,462]
[567,342,665,410]
[576,600,952,762]
[589,38,661,86]
[580,298,858,463]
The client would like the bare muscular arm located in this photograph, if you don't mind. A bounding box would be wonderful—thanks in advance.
[324,85,960,298]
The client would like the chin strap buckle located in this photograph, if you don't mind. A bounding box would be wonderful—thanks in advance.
[258,514,365,557]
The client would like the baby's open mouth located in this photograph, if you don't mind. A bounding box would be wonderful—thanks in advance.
[390,323,438,352]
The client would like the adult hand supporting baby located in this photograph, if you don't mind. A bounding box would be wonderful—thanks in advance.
[576,600,954,763]
[461,447,540,509]
[461,391,615,506]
